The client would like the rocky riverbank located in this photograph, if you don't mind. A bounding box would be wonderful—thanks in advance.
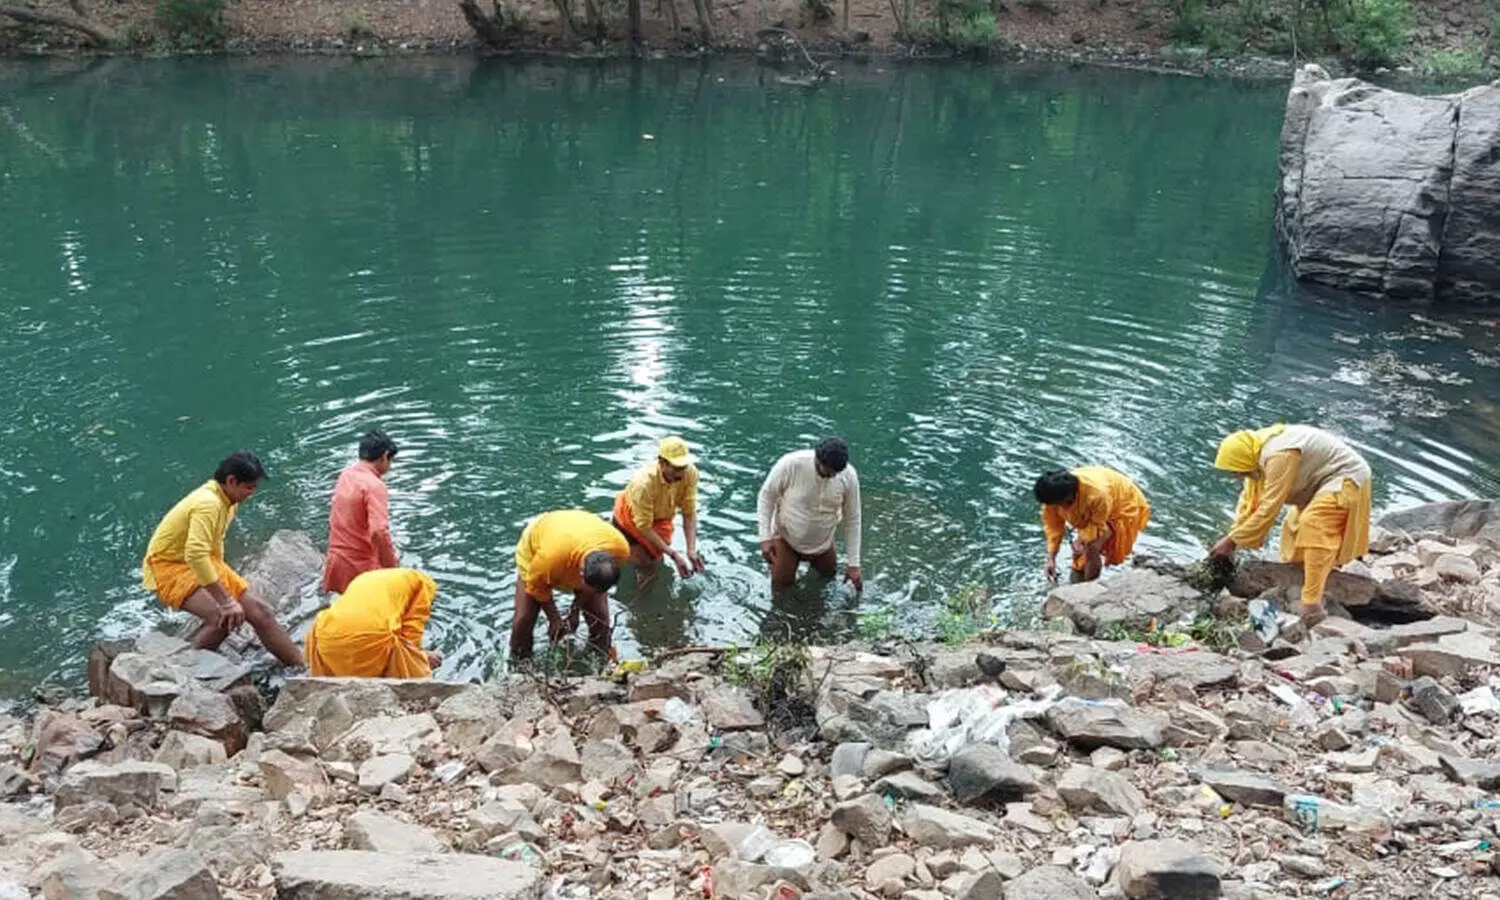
[4,499,1500,898]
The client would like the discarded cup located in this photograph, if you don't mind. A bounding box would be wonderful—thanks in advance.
[762,838,817,868]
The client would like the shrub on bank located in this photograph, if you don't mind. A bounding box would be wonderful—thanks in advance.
[1164,0,1414,70]
[154,0,228,48]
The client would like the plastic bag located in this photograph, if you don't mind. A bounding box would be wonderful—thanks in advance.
[907,684,1063,762]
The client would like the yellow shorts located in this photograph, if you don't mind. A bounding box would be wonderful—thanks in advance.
[145,558,248,609]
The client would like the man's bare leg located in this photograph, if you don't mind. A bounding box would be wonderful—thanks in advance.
[180,590,230,650]
[510,580,541,662]
[628,544,660,587]
[571,587,613,657]
[807,547,838,580]
[1080,548,1103,582]
[769,538,801,587]
[240,592,304,667]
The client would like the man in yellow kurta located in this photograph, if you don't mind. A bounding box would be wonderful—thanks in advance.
[305,568,440,678]
[612,436,705,580]
[510,509,630,663]
[141,451,304,667]
[1034,467,1151,582]
[1210,424,1372,623]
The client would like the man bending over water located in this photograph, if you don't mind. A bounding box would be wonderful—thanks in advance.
[1034,467,1151,582]
[756,437,863,593]
[141,451,304,667]
[510,509,630,662]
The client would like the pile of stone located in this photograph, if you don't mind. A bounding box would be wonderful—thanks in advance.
[2,502,1500,899]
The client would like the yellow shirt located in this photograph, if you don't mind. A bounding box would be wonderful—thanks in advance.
[622,463,698,531]
[1041,467,1148,553]
[142,480,236,589]
[515,510,630,602]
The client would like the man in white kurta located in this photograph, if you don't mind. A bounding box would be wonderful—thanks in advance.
[756,437,864,592]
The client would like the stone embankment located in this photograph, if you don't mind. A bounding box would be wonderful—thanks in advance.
[3,500,1500,899]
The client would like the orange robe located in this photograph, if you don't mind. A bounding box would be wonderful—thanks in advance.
[306,568,436,678]
[1041,467,1151,571]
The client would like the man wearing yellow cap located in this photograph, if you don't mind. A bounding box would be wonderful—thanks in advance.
[1209,424,1372,623]
[612,436,705,580]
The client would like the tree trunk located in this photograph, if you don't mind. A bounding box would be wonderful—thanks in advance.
[689,0,713,41]
[581,0,603,37]
[458,0,513,46]
[842,0,849,28]
[628,0,642,52]
[0,3,116,45]
[658,0,682,36]
[553,0,577,38]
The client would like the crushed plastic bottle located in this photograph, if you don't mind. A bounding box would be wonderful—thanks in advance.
[737,824,778,862]
[1248,597,1280,644]
[1285,794,1392,839]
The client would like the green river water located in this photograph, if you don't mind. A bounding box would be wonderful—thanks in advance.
[2,57,1499,691]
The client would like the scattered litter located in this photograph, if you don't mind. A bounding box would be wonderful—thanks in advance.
[906,684,1063,762]
[661,697,699,725]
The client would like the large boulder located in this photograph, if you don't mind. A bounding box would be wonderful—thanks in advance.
[1380,499,1500,546]
[1228,559,1434,622]
[1277,65,1500,304]
[1041,569,1201,636]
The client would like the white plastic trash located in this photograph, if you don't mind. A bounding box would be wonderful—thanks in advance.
[762,838,817,868]
[661,696,699,725]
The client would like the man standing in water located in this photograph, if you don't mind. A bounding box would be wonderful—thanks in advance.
[323,429,399,595]
[141,451,305,667]
[756,437,864,593]
[510,509,630,662]
[1034,467,1151,582]
[612,436,705,581]
[1209,423,1372,625]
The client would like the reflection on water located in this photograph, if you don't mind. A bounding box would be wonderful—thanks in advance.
[1,57,1499,690]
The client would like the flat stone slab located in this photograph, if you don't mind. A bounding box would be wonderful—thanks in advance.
[273,851,543,899]
[1042,569,1201,636]
[1229,560,1435,622]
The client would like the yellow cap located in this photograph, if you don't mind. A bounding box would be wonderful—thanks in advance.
[658,436,696,468]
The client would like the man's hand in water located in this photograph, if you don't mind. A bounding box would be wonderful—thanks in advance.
[844,566,864,594]
[1044,557,1058,582]
[759,540,777,566]
[688,550,706,574]
[1209,536,1237,559]
[670,551,693,579]
[425,649,444,669]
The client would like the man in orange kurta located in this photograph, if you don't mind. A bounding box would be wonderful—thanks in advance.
[323,430,399,595]
[305,568,440,678]
[1034,467,1151,582]
[510,510,630,663]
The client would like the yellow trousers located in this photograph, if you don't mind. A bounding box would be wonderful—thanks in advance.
[1281,478,1372,608]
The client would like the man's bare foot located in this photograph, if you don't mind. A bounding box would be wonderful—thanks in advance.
[1299,603,1328,628]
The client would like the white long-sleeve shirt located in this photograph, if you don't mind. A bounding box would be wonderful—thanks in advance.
[756,449,863,567]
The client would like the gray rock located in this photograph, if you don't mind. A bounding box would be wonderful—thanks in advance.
[345,811,445,853]
[168,687,246,756]
[1404,632,1500,679]
[1057,765,1146,817]
[698,686,764,731]
[1276,66,1500,304]
[948,743,1040,804]
[1380,499,1500,544]
[1001,866,1095,899]
[239,529,324,615]
[1410,676,1461,724]
[154,731,228,771]
[866,853,916,896]
[580,738,638,784]
[490,727,581,788]
[863,748,914,779]
[1434,554,1482,584]
[1042,569,1200,635]
[99,848,220,900]
[329,713,441,761]
[468,799,545,846]
[1389,616,1470,647]
[54,760,177,815]
[831,742,871,779]
[1046,699,1167,750]
[1440,754,1500,789]
[1114,839,1224,899]
[873,771,945,802]
[831,794,892,847]
[259,749,330,802]
[33,846,118,899]
[357,754,414,794]
[1199,767,1288,808]
[273,850,543,899]
[1228,558,1433,620]
[899,804,995,849]
[27,710,103,774]
[0,763,27,799]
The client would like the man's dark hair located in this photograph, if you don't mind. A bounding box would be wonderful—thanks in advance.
[359,429,399,462]
[815,437,850,474]
[1033,470,1080,506]
[214,451,267,486]
[583,552,622,591]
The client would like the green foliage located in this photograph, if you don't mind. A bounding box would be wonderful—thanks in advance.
[907,0,1003,55]
[1162,0,1412,68]
[154,0,228,48]
[934,583,995,646]
[857,604,898,642]
[1420,43,1490,78]
[1100,612,1245,654]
